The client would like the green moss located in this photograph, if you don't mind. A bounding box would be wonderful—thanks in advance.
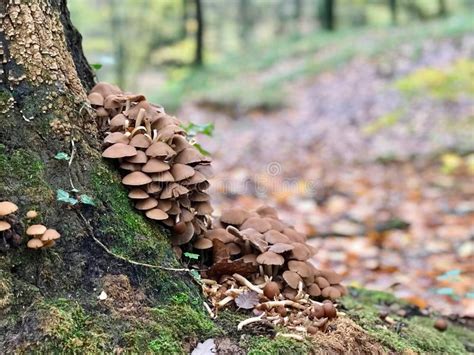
[0,144,52,202]
[246,335,312,355]
[0,89,13,114]
[341,288,473,354]
[32,299,110,353]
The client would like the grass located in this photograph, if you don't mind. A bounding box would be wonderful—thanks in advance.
[152,14,474,113]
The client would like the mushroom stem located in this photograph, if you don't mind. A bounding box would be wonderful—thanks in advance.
[237,313,265,331]
[201,279,217,286]
[261,300,306,310]
[145,117,152,135]
[244,240,251,254]
[152,129,159,143]
[125,99,131,112]
[130,126,147,137]
[272,265,280,279]
[217,295,235,308]
[203,302,215,318]
[233,273,263,294]
[264,265,273,277]
[135,108,145,127]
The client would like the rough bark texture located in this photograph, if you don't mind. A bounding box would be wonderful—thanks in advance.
[0,1,203,352]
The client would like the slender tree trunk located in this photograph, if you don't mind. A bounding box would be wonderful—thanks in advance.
[181,0,189,39]
[0,1,198,351]
[238,0,252,46]
[437,0,447,17]
[193,0,204,66]
[389,0,398,25]
[319,0,336,31]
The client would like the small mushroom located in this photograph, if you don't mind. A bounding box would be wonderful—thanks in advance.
[26,210,38,219]
[102,143,137,159]
[256,251,284,277]
[0,201,18,216]
[220,208,250,226]
[263,281,281,299]
[40,229,60,241]
[122,171,152,186]
[27,238,44,249]
[26,224,47,237]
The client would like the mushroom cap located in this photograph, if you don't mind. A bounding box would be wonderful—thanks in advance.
[122,171,152,186]
[321,286,341,300]
[109,113,127,129]
[26,224,47,236]
[194,164,214,179]
[170,135,191,153]
[157,199,173,212]
[127,150,148,164]
[104,132,130,145]
[263,217,286,232]
[27,238,44,249]
[173,222,195,245]
[0,221,11,231]
[256,251,284,265]
[319,270,343,285]
[130,134,151,149]
[145,208,168,220]
[226,242,241,256]
[102,143,137,159]
[288,260,313,278]
[119,162,142,171]
[283,228,306,243]
[193,238,213,250]
[307,283,322,297]
[189,191,210,202]
[264,230,290,244]
[204,228,237,243]
[142,158,170,173]
[171,164,195,181]
[87,92,104,106]
[315,277,330,289]
[90,82,122,98]
[220,208,250,226]
[255,205,279,219]
[128,188,149,199]
[181,171,207,185]
[268,243,294,254]
[151,171,175,182]
[194,201,213,216]
[289,242,312,261]
[41,229,60,241]
[0,201,18,216]
[263,281,281,299]
[240,217,272,233]
[145,142,176,158]
[146,182,162,194]
[241,254,258,264]
[282,270,303,289]
[135,197,158,210]
[160,183,189,199]
[174,147,204,164]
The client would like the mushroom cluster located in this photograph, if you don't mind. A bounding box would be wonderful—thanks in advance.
[25,222,61,249]
[0,201,21,248]
[88,83,213,246]
[202,273,339,336]
[198,206,346,302]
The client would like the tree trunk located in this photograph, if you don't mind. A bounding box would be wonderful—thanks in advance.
[193,0,204,66]
[0,1,200,352]
[181,0,189,40]
[319,0,336,31]
[389,0,398,25]
[438,0,448,17]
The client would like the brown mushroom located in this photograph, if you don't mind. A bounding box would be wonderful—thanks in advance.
[145,142,176,158]
[240,217,272,233]
[41,229,60,241]
[264,230,290,244]
[282,270,303,289]
[26,210,38,219]
[122,171,152,186]
[0,221,11,231]
[142,158,170,173]
[128,188,149,199]
[256,251,284,277]
[268,243,294,253]
[135,198,158,210]
[26,224,47,237]
[263,281,281,299]
[0,201,18,216]
[193,238,213,250]
[288,260,313,278]
[102,143,137,159]
[27,238,44,249]
[127,150,148,164]
[171,164,195,181]
[145,208,168,221]
[220,208,250,226]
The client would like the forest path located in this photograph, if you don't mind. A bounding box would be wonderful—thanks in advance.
[179,35,474,316]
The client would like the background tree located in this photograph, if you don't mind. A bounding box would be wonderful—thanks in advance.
[194,0,204,66]
[389,0,398,25]
[318,0,336,31]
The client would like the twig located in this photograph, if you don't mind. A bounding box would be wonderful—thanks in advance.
[237,313,265,330]
[77,211,190,273]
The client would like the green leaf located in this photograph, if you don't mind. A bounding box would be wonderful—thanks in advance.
[56,189,78,205]
[54,152,70,160]
[189,269,202,282]
[193,143,211,156]
[79,194,96,206]
[183,252,200,260]
[91,63,103,70]
[182,122,214,137]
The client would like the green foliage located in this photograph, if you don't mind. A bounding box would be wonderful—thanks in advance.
[183,252,200,260]
[79,194,96,206]
[246,335,312,355]
[396,59,474,99]
[54,152,70,160]
[362,110,402,135]
[56,189,78,205]
[181,122,215,137]
[90,63,103,70]
[341,288,474,353]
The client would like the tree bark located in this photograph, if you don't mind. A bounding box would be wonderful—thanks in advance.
[0,1,198,352]
[193,0,204,66]
[389,0,398,25]
[319,0,336,31]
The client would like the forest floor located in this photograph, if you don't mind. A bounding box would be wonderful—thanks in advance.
[177,34,474,318]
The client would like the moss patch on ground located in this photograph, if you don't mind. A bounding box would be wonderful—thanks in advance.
[245,335,312,355]
[342,287,474,354]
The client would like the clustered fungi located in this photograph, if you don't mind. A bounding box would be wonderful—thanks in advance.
[0,201,21,248]
[89,83,345,334]
[0,202,60,250]
[198,206,346,301]
[88,83,213,246]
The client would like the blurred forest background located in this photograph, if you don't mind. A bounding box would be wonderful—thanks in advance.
[70,0,474,317]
